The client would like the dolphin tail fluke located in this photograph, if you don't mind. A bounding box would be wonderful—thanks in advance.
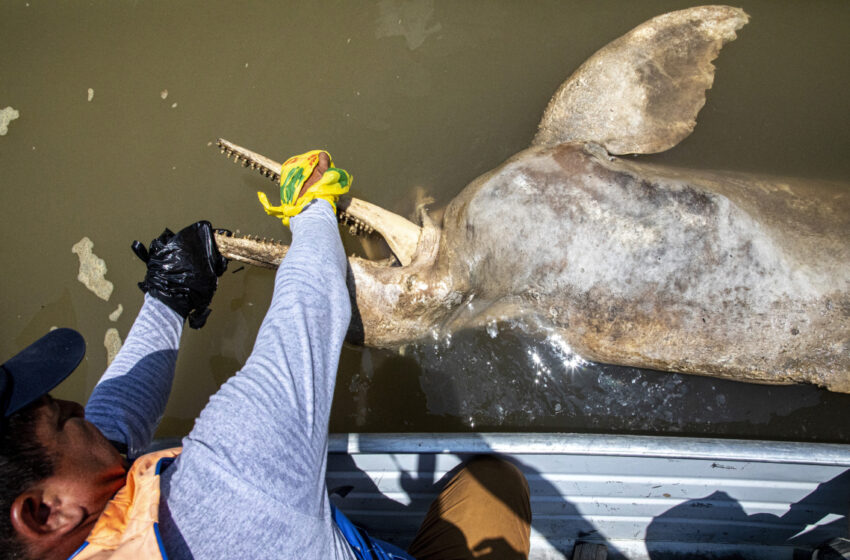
[533,6,748,155]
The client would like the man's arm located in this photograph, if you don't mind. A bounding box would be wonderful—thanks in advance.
[84,295,183,459]
[159,200,355,558]
[86,220,226,459]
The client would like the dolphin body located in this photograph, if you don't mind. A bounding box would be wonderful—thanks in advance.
[218,6,850,393]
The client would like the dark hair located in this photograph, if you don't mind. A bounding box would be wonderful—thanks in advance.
[0,404,55,560]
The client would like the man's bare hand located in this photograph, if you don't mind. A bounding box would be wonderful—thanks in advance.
[299,151,331,198]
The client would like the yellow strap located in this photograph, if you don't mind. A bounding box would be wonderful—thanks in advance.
[257,149,351,226]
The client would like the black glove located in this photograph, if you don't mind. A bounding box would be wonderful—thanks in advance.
[132,221,228,329]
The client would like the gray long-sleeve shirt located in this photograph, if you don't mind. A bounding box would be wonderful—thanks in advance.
[84,201,356,559]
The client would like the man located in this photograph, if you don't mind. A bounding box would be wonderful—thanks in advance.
[1,150,531,560]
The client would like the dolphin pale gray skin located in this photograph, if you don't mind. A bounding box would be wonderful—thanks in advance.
[215,6,850,393]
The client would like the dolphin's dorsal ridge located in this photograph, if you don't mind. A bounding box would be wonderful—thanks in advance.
[533,6,749,155]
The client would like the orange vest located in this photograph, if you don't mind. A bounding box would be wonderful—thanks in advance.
[68,447,181,560]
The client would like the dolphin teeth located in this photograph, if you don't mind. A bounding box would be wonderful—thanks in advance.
[214,138,423,266]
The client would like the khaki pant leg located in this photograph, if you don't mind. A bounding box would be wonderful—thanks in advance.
[407,456,532,560]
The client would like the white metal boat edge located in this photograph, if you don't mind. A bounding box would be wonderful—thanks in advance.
[328,432,850,466]
[325,433,850,560]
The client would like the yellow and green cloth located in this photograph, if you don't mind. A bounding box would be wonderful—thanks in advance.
[258,149,351,226]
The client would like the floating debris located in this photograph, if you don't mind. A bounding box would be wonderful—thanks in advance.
[71,237,114,301]
[104,328,122,366]
[375,0,442,50]
[0,106,20,136]
[87,88,94,102]
[161,89,168,99]
[109,304,123,322]
[171,102,178,109]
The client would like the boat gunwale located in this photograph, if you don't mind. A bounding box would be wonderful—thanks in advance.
[328,433,850,467]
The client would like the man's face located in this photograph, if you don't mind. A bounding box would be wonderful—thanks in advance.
[21,394,128,559]
[31,394,128,504]
[30,395,127,552]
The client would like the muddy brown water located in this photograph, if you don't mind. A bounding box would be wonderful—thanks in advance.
[1,1,848,442]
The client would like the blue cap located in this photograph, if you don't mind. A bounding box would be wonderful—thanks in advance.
[0,328,85,418]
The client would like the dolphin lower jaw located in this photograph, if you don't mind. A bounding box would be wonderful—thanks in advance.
[214,231,288,268]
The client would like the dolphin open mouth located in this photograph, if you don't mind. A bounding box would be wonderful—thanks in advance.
[214,138,422,267]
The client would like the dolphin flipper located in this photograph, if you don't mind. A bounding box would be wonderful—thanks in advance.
[533,6,748,155]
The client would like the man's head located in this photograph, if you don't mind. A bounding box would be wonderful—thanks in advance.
[1,330,126,560]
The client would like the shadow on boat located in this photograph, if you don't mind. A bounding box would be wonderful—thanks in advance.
[644,469,850,560]
[329,445,625,558]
